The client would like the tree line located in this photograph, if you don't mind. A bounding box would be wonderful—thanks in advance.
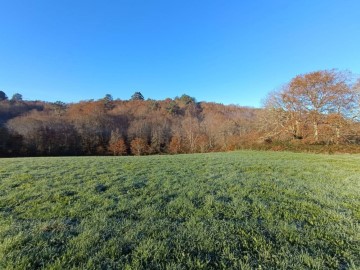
[1,69,360,156]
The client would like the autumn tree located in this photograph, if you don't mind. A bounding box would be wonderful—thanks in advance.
[67,101,116,154]
[127,118,151,142]
[264,85,305,140]
[108,129,127,155]
[165,99,181,115]
[130,137,148,155]
[7,112,79,155]
[265,70,359,143]
[51,101,67,116]
[181,116,200,153]
[175,94,196,106]
[149,115,171,153]
[168,135,182,154]
[200,106,227,150]
[196,134,210,153]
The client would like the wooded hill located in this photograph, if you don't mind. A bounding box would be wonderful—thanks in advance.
[1,69,360,156]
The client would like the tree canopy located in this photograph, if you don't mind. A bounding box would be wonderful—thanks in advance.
[11,93,23,102]
[264,69,360,143]
[0,90,7,101]
[131,92,144,100]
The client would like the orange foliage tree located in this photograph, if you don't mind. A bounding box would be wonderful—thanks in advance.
[168,135,182,154]
[130,138,148,155]
[265,70,360,144]
[108,129,127,155]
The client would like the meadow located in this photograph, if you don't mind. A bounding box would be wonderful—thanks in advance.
[0,151,359,269]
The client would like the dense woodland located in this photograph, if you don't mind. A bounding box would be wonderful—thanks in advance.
[1,69,360,156]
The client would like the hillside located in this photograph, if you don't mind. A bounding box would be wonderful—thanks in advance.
[1,70,360,156]
[0,96,262,156]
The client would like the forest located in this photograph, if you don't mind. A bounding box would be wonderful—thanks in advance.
[1,69,360,156]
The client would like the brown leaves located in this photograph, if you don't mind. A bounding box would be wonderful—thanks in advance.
[265,69,360,143]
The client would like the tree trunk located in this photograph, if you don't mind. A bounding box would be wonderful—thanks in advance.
[295,120,302,139]
[313,122,319,142]
[335,126,340,145]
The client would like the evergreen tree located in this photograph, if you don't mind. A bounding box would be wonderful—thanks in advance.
[11,93,23,102]
[103,94,114,110]
[0,90,7,101]
[131,92,144,100]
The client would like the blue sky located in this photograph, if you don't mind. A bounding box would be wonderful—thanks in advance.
[1,0,360,107]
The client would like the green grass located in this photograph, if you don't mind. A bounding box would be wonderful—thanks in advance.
[0,151,359,269]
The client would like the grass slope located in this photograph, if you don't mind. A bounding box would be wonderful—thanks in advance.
[0,151,359,269]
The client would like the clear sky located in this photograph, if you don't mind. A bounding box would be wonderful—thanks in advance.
[1,0,360,107]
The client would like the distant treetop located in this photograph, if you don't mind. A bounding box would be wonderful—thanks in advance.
[102,94,115,110]
[11,93,23,102]
[175,94,196,105]
[0,90,8,101]
[131,92,144,101]
[104,94,113,102]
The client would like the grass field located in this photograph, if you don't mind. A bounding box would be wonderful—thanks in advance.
[0,151,359,269]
